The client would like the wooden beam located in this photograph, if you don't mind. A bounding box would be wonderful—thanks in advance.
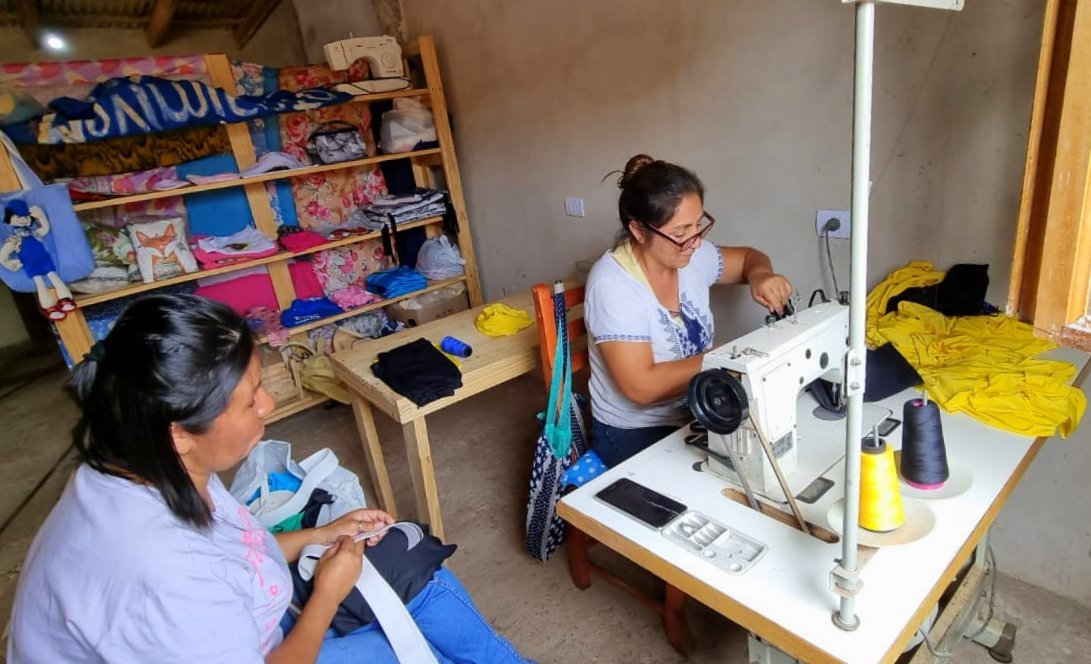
[145,0,178,48]
[233,0,280,48]
[14,0,39,49]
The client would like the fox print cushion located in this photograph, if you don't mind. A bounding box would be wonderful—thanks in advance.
[126,217,199,283]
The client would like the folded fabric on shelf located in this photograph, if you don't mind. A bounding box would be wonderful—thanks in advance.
[352,188,448,230]
[279,229,328,252]
[245,306,290,347]
[329,286,381,310]
[242,151,305,178]
[370,338,463,406]
[186,172,240,185]
[7,75,352,144]
[365,266,428,299]
[196,227,278,255]
[64,165,186,198]
[281,297,342,328]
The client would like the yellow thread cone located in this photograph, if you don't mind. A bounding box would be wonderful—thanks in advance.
[859,439,905,532]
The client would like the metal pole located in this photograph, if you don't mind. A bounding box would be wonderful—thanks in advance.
[834,0,874,631]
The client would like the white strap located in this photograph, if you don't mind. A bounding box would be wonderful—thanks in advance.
[255,449,339,527]
[298,523,437,664]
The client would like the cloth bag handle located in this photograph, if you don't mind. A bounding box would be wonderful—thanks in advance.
[544,281,573,459]
[254,448,340,527]
[0,129,45,192]
[298,523,438,664]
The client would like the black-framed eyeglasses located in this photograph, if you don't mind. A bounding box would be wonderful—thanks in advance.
[642,211,716,250]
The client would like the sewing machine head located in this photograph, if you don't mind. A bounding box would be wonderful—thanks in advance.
[689,302,849,499]
[324,35,404,78]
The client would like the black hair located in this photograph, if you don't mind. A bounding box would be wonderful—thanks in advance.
[68,293,255,529]
[610,154,705,244]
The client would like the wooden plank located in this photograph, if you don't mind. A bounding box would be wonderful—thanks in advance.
[1032,0,1091,335]
[53,310,94,361]
[351,397,398,517]
[418,36,484,307]
[331,290,539,424]
[13,0,39,49]
[266,391,329,424]
[403,416,444,539]
[233,0,280,48]
[71,148,443,212]
[144,0,177,48]
[1008,0,1063,317]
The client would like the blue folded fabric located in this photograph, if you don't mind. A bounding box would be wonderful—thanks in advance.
[281,297,342,328]
[365,266,428,299]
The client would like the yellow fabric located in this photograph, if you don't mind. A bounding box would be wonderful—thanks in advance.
[868,262,1086,438]
[475,303,533,336]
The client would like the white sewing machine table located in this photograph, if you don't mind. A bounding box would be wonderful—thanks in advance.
[557,350,1087,663]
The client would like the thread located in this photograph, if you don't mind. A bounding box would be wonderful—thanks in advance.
[858,436,905,532]
[900,398,949,490]
[440,335,473,358]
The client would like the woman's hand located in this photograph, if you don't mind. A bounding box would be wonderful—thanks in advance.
[318,509,395,547]
[749,272,793,314]
[312,535,365,603]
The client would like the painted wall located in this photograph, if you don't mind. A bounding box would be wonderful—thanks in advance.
[0,1,307,352]
[390,0,1091,606]
[293,0,384,65]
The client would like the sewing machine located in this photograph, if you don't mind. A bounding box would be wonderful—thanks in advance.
[324,35,409,94]
[691,302,884,503]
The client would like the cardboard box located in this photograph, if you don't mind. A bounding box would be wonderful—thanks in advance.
[385,283,469,327]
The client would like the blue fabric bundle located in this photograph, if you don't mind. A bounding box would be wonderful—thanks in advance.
[365,266,428,299]
[281,297,342,328]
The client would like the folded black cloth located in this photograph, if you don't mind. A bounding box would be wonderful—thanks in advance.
[371,337,462,406]
[885,263,990,317]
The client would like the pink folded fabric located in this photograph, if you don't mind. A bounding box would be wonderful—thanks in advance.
[195,263,324,315]
[329,286,381,310]
[191,240,279,269]
[288,261,324,300]
[280,231,329,253]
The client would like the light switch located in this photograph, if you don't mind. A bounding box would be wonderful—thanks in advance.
[565,197,586,218]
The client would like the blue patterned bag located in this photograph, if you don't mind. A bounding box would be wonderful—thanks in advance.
[525,287,588,561]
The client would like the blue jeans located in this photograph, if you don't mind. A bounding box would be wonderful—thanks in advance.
[284,567,534,664]
[591,419,679,467]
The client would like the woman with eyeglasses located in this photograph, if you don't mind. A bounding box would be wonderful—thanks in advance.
[584,154,792,467]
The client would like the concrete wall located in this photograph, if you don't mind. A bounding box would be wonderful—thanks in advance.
[391,0,1091,606]
[0,1,307,352]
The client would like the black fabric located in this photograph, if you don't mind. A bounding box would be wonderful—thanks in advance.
[806,343,923,408]
[290,523,456,636]
[299,488,335,530]
[395,227,427,269]
[885,263,990,317]
[863,342,923,402]
[371,338,462,406]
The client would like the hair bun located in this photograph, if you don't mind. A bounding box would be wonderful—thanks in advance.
[619,154,655,189]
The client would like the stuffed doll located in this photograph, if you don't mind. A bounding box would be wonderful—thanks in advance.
[0,199,76,320]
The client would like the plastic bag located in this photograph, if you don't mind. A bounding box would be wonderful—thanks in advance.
[229,440,368,527]
[415,236,465,280]
[380,97,436,154]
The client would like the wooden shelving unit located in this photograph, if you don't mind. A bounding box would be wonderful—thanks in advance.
[0,37,482,422]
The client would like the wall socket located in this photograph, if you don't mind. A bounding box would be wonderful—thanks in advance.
[815,209,851,239]
[565,197,586,217]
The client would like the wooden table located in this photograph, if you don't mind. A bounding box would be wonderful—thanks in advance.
[558,349,1089,663]
[332,291,539,539]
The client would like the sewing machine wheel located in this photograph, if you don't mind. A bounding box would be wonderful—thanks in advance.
[688,369,749,435]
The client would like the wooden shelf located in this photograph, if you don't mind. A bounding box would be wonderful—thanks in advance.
[267,390,331,424]
[349,88,430,104]
[72,147,443,212]
[264,275,467,343]
[74,215,446,307]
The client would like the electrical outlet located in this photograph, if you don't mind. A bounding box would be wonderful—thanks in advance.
[565,197,586,218]
[816,209,851,239]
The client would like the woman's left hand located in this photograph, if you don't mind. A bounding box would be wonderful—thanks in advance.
[318,509,395,547]
[750,273,793,314]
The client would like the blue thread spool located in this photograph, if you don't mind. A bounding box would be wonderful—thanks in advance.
[440,335,473,358]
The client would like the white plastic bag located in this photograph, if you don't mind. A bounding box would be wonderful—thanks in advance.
[229,440,368,527]
[380,97,437,154]
[415,236,465,280]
